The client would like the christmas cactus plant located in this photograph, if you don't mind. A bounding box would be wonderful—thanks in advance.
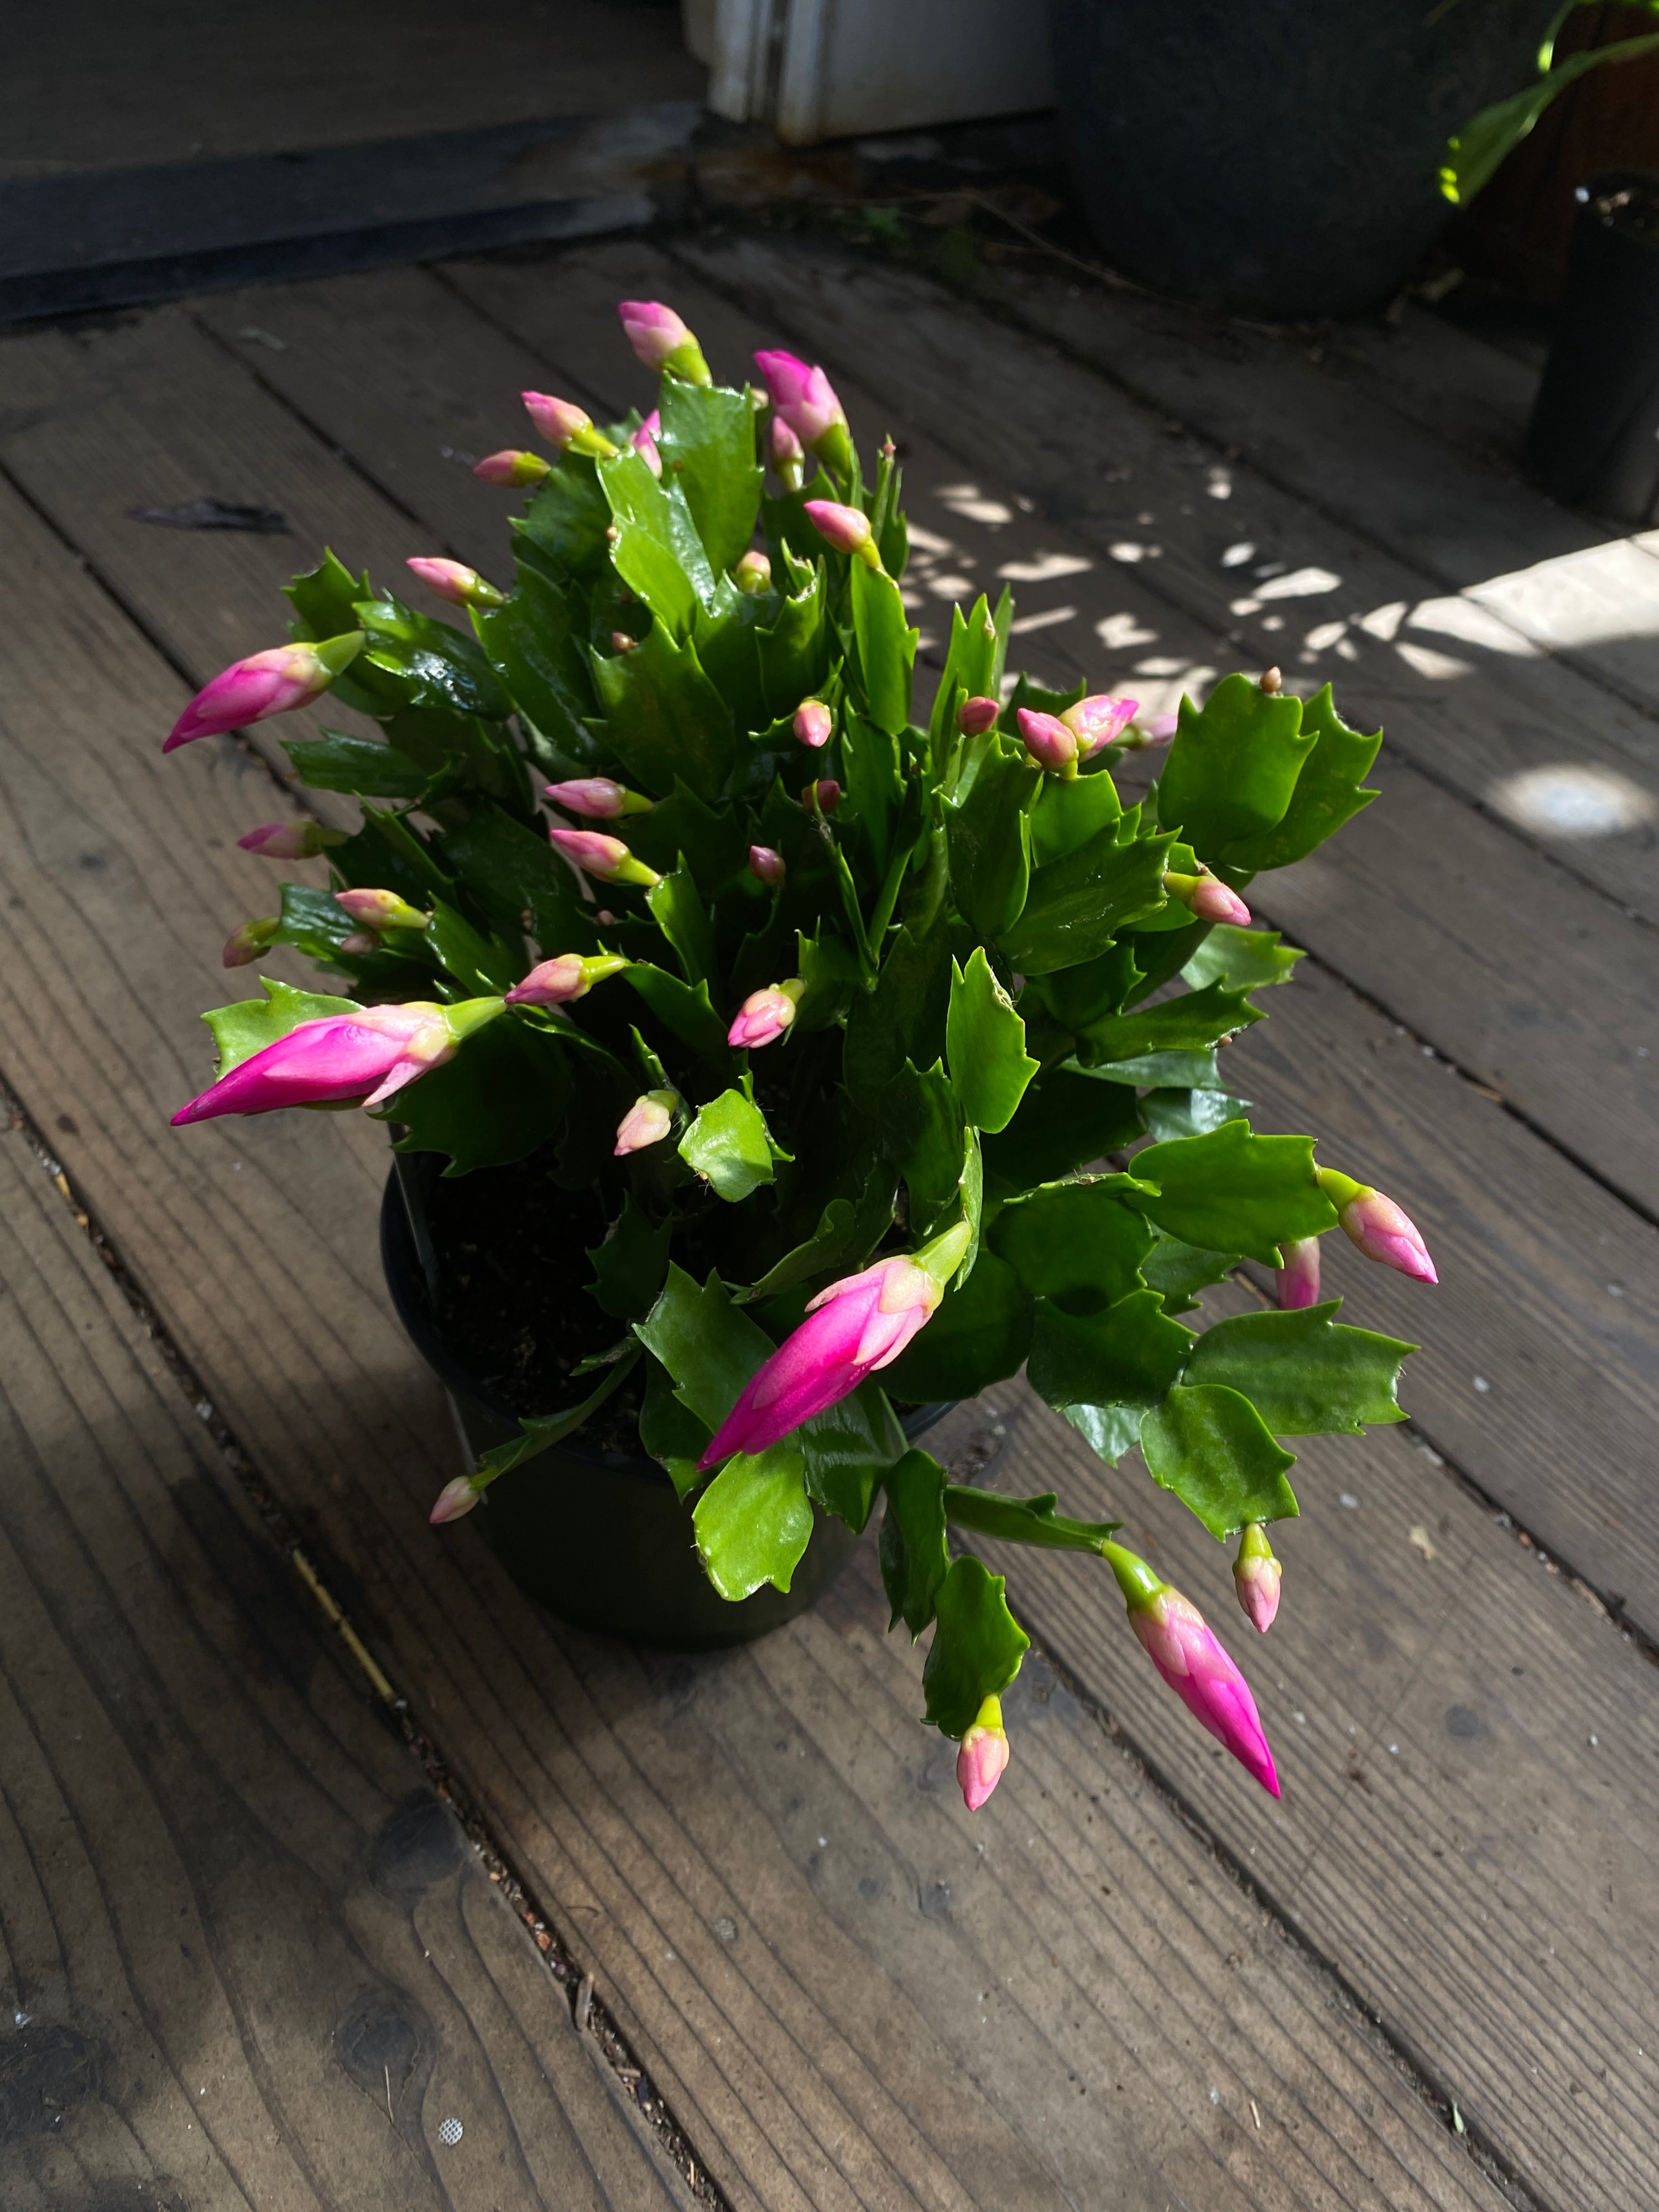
[165,299,1434,1809]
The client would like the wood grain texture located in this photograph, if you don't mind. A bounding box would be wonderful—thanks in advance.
[0,1119,688,2211]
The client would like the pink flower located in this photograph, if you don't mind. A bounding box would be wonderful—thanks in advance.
[618,301,710,384]
[505,953,626,1008]
[237,820,342,860]
[1109,1555,1279,1796]
[1164,870,1251,927]
[1318,1170,1437,1284]
[1233,1525,1282,1635]
[543,777,649,819]
[727,981,802,1051]
[164,635,363,752]
[548,826,660,887]
[748,844,786,888]
[753,350,848,455]
[334,888,428,933]
[173,1001,472,1123]
[769,413,805,484]
[473,448,550,487]
[803,499,873,558]
[698,1228,969,1468]
[803,778,841,815]
[794,698,832,748]
[1015,708,1078,775]
[614,1091,676,1155]
[429,1475,481,1525]
[1275,1235,1322,1310]
[405,556,504,608]
[733,549,773,594]
[956,1694,1010,1812]
[957,696,1000,736]
[222,917,278,968]
[1061,693,1138,755]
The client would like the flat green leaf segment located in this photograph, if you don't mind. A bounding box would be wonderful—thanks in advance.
[694,1439,813,1598]
[943,1484,1120,1553]
[1156,677,1380,873]
[1129,1120,1336,1267]
[473,1344,641,1483]
[1181,925,1303,994]
[923,1556,1030,1738]
[1140,1384,1299,1540]
[392,1020,571,1178]
[680,1086,786,1201]
[202,978,361,1077]
[880,1449,950,1637]
[947,948,1038,1133]
[635,1265,770,1437]
[1185,1301,1413,1436]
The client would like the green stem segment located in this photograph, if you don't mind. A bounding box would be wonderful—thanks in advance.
[1099,1539,1167,1610]
[943,1484,1122,1556]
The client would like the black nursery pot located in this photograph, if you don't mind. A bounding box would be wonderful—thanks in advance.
[380,1156,947,1652]
[1525,173,1659,526]
[1048,0,1558,320]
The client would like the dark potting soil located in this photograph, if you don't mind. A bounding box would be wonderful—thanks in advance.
[422,1146,648,1451]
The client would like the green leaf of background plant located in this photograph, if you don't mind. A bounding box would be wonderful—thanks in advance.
[1184,1300,1413,1435]
[922,1556,1030,1739]
[1220,687,1381,872]
[1155,675,1313,862]
[443,801,598,955]
[693,1439,813,1598]
[888,1059,966,1236]
[1181,924,1304,994]
[1140,1383,1299,1540]
[680,1086,786,1201]
[1140,1088,1249,1145]
[880,1449,951,1636]
[1128,1120,1335,1267]
[757,561,830,716]
[1027,1287,1194,1412]
[202,978,361,1077]
[946,948,1039,1133]
[1439,29,1659,203]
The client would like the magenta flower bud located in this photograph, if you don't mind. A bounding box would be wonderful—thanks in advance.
[614,1089,677,1156]
[748,844,787,889]
[1104,1545,1279,1796]
[543,776,651,819]
[753,349,849,457]
[237,819,345,860]
[472,448,550,487]
[957,695,1000,736]
[1015,707,1079,776]
[429,1475,482,1525]
[1275,1235,1322,1310]
[733,549,773,594]
[404,556,505,609]
[504,952,628,1008]
[173,998,503,1124]
[803,778,841,815]
[1061,692,1139,755]
[956,1694,1010,1812]
[803,499,876,561]
[222,916,279,968]
[334,887,429,933]
[522,391,618,458]
[727,980,803,1051]
[697,1223,971,1468]
[1164,871,1253,927]
[548,826,661,888]
[794,698,832,749]
[164,634,364,752]
[769,411,806,488]
[611,631,639,655]
[632,408,662,477]
[1233,1524,1282,1635]
[617,300,712,385]
[1318,1170,1437,1285]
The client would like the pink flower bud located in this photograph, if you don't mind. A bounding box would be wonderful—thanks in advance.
[632,408,662,476]
[1164,871,1253,927]
[504,956,588,1007]
[749,844,786,888]
[164,635,363,751]
[472,448,551,487]
[1233,1524,1282,1635]
[237,820,343,860]
[222,917,278,968]
[1105,1545,1279,1796]
[957,696,1000,736]
[429,1475,482,1525]
[335,888,429,933]
[733,549,772,594]
[618,300,711,384]
[794,698,832,748]
[769,412,806,485]
[803,778,841,815]
[338,931,379,957]
[523,390,600,451]
[956,1695,1010,1812]
[173,999,496,1124]
[1015,707,1079,775]
[753,350,849,456]
[727,981,802,1051]
[614,1090,677,1156]
[803,499,874,559]
[611,631,639,655]
[1318,1170,1437,1285]
[404,556,504,608]
[543,777,651,819]
[1061,692,1139,755]
[1139,712,1180,742]
[548,826,660,888]
[1275,1236,1322,1310]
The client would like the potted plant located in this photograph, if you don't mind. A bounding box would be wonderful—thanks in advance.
[162,300,1437,1811]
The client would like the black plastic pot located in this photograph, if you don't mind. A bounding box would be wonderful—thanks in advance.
[1049,0,1559,320]
[381,1157,947,1651]
[1525,172,1659,524]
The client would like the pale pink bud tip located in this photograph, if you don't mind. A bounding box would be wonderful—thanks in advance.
[548,827,658,886]
[614,1093,675,1156]
[1189,877,1252,927]
[803,499,873,556]
[1131,1588,1280,1796]
[753,350,849,454]
[769,414,805,471]
[165,639,358,750]
[727,982,801,1052]
[405,556,502,608]
[1334,1184,1437,1285]
[957,696,1000,736]
[956,1698,1010,1812]
[804,778,841,815]
[237,820,340,860]
[1061,692,1139,754]
[430,1476,482,1525]
[1275,1237,1322,1311]
[749,844,786,888]
[523,390,593,448]
[1015,707,1078,773]
[794,698,832,748]
[1233,1526,1281,1635]
[472,448,549,487]
[632,411,663,476]
[335,888,427,933]
[733,550,773,593]
[618,300,692,368]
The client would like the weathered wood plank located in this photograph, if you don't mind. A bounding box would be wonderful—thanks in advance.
[0,1118,690,2210]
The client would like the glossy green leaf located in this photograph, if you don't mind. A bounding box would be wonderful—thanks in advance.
[442,801,596,954]
[887,1059,966,1236]
[591,620,737,804]
[942,1484,1120,1553]
[1139,1230,1241,1314]
[1181,924,1304,994]
[285,549,372,641]
[635,1264,772,1436]
[794,928,863,1032]
[428,899,515,995]
[1128,1119,1337,1267]
[1027,1287,1193,1412]
[656,377,764,575]
[850,557,916,736]
[647,860,717,987]
[1077,979,1261,1067]
[1063,1401,1144,1468]
[268,884,387,972]
[472,563,600,766]
[473,1345,641,1481]
[518,452,613,575]
[202,977,361,1076]
[639,1353,711,1500]
[998,826,1173,975]
[843,921,954,1109]
[926,593,1001,765]
[599,446,717,634]
[694,1438,813,1598]
[877,1248,1032,1401]
[1155,675,1314,862]
[800,1381,904,1534]
[1140,1384,1299,1540]
[1030,764,1123,867]
[1083,1048,1225,1091]
[283,729,430,799]
[757,562,829,717]
[390,1018,573,1176]
[742,1197,858,1301]
[625,779,752,895]
[880,1449,951,1637]
[680,1086,786,1201]
[1184,1300,1413,1435]
[1025,941,1140,1033]
[1140,1087,1249,1145]
[841,711,904,877]
[922,1556,1030,1739]
[621,963,732,1066]
[354,596,511,719]
[586,1194,674,1321]
[981,1068,1145,1196]
[1221,686,1382,871]
[989,1177,1156,1306]
[943,738,1039,940]
[946,948,1039,1134]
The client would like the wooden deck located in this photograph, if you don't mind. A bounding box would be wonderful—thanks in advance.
[1,223,1655,2211]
